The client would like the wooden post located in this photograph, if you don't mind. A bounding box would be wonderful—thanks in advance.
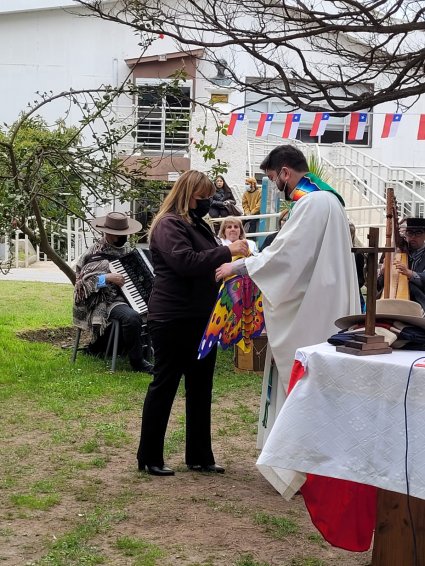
[373,489,425,566]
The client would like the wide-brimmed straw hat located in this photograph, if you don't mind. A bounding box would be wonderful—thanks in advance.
[335,299,425,330]
[89,212,142,235]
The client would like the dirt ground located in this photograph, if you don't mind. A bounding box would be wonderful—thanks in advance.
[3,328,373,566]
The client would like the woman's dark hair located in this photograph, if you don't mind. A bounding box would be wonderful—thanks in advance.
[260,145,308,173]
[214,175,232,192]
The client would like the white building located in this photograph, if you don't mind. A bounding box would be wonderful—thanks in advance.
[1,0,425,223]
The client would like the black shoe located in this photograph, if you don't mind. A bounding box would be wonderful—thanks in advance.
[138,463,175,476]
[132,360,154,374]
[188,464,225,474]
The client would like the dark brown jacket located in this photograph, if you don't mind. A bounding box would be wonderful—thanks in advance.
[148,212,231,320]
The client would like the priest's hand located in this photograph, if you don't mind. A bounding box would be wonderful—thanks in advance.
[216,262,234,281]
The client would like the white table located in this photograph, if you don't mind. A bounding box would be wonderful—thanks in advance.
[257,343,425,559]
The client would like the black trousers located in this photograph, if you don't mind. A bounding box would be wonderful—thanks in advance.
[89,304,146,370]
[137,317,217,467]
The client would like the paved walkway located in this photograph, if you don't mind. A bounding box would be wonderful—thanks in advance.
[0,261,72,284]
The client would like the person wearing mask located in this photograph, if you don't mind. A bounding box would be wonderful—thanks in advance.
[219,216,258,255]
[209,175,240,219]
[379,217,425,311]
[137,170,248,476]
[73,211,153,373]
[242,177,261,233]
[216,145,360,496]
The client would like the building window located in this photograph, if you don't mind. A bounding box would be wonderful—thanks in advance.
[136,79,192,152]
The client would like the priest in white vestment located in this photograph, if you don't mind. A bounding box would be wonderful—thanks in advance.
[216,145,361,496]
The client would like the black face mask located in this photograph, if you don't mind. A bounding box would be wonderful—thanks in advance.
[193,198,211,218]
[114,235,128,247]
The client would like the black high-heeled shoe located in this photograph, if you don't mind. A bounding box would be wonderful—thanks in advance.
[188,464,225,474]
[138,463,175,476]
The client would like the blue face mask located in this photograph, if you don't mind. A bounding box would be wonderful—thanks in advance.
[193,198,211,218]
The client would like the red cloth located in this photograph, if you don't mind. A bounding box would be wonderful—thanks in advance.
[287,360,377,552]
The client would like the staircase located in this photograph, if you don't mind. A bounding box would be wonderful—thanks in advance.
[247,134,425,245]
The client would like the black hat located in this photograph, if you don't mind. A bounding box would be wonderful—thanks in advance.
[406,218,425,230]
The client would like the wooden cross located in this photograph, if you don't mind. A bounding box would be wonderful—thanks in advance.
[336,227,395,356]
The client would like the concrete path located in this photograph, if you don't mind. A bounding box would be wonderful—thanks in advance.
[0,261,72,284]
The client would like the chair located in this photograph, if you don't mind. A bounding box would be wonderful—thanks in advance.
[71,318,152,373]
[71,320,120,372]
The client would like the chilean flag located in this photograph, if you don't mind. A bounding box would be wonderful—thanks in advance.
[310,112,330,137]
[255,113,274,137]
[381,113,402,138]
[417,114,425,140]
[282,113,301,139]
[226,113,245,137]
[348,113,368,141]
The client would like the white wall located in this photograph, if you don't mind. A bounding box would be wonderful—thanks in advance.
[1,1,424,178]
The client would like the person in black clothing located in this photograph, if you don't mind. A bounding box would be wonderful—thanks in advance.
[73,212,153,373]
[349,222,366,312]
[393,217,425,310]
[209,175,239,218]
[136,170,249,476]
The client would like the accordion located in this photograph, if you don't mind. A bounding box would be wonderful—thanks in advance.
[109,249,154,315]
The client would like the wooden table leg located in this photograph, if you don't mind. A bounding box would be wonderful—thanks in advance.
[372,488,425,566]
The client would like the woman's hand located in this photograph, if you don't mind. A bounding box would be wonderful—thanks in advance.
[228,239,249,257]
[216,263,234,281]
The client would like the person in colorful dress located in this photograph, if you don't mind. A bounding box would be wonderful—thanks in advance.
[216,145,360,494]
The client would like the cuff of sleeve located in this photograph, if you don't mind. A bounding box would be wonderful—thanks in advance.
[232,258,248,276]
[96,274,107,289]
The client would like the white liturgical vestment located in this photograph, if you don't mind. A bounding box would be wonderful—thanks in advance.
[246,190,361,464]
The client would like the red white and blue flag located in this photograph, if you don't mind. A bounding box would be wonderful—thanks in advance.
[381,113,402,138]
[255,113,274,137]
[348,113,368,141]
[282,113,301,139]
[310,112,330,137]
[226,113,245,137]
[417,114,425,140]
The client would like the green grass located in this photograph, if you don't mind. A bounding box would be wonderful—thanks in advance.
[114,536,163,565]
[234,555,270,566]
[0,280,346,566]
[10,493,60,511]
[254,512,299,539]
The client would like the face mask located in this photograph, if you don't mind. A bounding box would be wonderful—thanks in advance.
[245,184,251,191]
[114,235,128,247]
[275,168,291,200]
[193,198,211,218]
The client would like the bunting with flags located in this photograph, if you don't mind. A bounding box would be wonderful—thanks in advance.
[282,113,301,139]
[255,113,274,137]
[310,113,330,137]
[348,113,368,141]
[417,114,425,140]
[222,110,425,142]
[226,113,245,137]
[381,113,402,138]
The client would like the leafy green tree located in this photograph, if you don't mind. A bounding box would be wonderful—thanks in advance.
[0,79,188,283]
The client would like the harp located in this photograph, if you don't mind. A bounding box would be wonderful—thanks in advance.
[383,188,409,300]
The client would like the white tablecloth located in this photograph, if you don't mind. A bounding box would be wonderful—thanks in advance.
[257,343,425,500]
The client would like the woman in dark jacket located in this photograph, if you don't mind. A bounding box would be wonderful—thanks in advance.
[137,170,248,476]
[209,175,239,218]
